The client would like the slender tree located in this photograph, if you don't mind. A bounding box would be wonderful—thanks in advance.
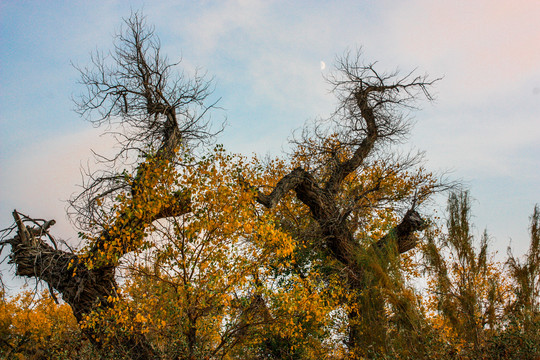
[507,205,540,330]
[424,191,507,355]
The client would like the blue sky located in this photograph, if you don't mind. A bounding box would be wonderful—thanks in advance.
[1,0,540,287]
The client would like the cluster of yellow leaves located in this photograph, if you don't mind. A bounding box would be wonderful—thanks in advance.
[80,292,154,344]
[77,148,189,269]
[0,289,82,359]
[75,146,338,357]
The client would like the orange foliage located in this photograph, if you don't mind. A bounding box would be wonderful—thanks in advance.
[0,289,85,359]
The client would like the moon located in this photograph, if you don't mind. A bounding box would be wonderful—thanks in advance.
[320,61,326,70]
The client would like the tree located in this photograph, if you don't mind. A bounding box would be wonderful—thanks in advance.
[82,147,302,359]
[507,205,540,327]
[423,191,508,355]
[420,192,540,359]
[1,12,218,359]
[493,205,540,359]
[0,289,86,359]
[243,52,442,356]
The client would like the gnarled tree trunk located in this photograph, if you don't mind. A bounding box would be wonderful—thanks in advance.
[247,55,436,354]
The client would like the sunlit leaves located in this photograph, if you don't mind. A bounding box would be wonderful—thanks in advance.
[0,290,84,359]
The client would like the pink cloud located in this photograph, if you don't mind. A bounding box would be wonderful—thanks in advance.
[0,127,117,244]
[381,0,540,99]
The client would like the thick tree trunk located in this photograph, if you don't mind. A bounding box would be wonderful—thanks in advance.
[5,211,158,359]
[8,212,113,320]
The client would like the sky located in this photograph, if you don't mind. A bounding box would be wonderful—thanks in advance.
[1,0,540,289]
